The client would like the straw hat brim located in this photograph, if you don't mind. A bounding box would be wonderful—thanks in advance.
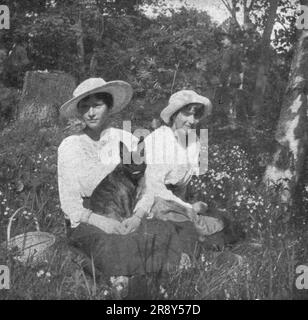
[60,80,133,119]
[160,93,212,124]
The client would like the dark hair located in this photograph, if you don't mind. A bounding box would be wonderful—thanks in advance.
[77,92,114,110]
[169,103,205,126]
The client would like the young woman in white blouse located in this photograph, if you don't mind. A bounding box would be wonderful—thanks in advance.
[134,90,224,236]
[58,78,141,234]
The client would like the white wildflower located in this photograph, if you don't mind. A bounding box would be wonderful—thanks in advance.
[37,270,45,277]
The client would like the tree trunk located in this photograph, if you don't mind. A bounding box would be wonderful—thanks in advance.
[18,71,76,125]
[251,0,279,118]
[89,9,104,77]
[89,49,98,77]
[0,46,7,82]
[75,13,86,77]
[263,23,308,206]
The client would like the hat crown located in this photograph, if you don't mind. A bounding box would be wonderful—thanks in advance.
[169,90,196,104]
[73,78,107,98]
[169,90,205,107]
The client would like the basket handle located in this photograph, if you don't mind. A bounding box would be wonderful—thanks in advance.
[7,207,40,243]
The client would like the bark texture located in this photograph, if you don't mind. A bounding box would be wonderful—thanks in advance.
[263,25,308,204]
[89,9,104,77]
[252,0,279,117]
[75,13,85,76]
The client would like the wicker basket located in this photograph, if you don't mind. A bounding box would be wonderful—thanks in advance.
[2,207,56,266]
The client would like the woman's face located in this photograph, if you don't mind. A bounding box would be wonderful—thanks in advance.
[172,105,204,133]
[77,94,110,132]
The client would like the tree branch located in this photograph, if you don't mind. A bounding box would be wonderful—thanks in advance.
[220,0,234,16]
[248,0,256,11]
[220,0,241,28]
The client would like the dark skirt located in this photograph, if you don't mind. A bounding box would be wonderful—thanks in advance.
[66,217,201,279]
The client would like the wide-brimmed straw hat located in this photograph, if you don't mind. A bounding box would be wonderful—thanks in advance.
[60,78,133,119]
[160,90,212,124]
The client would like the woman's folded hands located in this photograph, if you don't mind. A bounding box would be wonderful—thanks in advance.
[120,208,148,234]
[82,209,147,235]
[86,213,126,234]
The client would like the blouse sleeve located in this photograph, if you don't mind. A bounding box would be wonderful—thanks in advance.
[134,166,193,216]
[57,138,93,228]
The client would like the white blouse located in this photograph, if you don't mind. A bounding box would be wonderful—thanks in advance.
[57,127,139,228]
[134,125,202,215]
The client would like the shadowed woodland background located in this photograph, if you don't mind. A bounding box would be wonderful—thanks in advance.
[0,0,308,299]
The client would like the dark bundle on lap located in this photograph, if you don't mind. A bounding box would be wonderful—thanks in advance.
[89,139,146,221]
[198,205,245,250]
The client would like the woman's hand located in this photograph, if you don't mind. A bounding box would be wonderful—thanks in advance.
[87,213,126,234]
[119,208,147,234]
[121,215,142,234]
[192,201,208,215]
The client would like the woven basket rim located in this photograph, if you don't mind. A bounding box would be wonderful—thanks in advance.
[2,231,56,249]
[9,231,55,240]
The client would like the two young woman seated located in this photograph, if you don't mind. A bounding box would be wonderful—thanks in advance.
[57,77,225,280]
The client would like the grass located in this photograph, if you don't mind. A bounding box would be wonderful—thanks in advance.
[0,114,308,300]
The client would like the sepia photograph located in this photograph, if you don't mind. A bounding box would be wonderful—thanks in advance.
[0,0,307,302]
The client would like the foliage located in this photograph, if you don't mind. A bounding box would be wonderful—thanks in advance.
[0,1,297,98]
[0,1,297,133]
[0,122,63,240]
[0,86,20,126]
